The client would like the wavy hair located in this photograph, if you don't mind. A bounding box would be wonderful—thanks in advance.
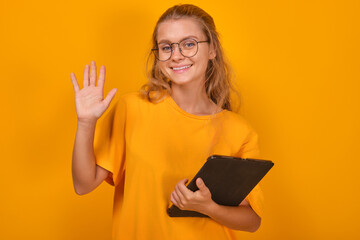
[140,4,238,111]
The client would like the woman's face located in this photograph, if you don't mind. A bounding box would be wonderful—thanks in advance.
[156,18,216,87]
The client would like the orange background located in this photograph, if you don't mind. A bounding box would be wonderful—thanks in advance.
[1,0,359,239]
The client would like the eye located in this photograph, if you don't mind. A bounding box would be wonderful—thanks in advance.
[160,45,172,52]
[181,40,196,49]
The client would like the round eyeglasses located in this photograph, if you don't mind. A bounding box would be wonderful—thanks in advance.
[152,38,209,61]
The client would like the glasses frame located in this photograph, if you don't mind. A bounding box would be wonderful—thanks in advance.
[152,38,210,62]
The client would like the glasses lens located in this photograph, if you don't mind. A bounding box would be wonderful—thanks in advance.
[180,39,198,57]
[155,44,172,61]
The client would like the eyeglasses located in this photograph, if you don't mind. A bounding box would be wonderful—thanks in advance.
[152,38,209,61]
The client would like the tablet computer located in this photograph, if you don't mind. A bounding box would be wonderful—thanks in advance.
[167,155,274,217]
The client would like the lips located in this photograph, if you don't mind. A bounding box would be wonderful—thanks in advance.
[170,64,193,70]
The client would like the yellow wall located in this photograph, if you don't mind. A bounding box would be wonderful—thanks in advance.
[1,0,359,239]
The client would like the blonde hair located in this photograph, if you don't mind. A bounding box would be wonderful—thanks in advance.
[140,4,238,111]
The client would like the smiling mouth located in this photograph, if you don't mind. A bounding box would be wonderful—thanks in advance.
[171,64,193,70]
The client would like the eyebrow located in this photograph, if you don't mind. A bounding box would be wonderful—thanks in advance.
[158,35,200,45]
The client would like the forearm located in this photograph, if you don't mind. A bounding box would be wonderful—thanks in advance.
[72,120,98,194]
[205,202,261,232]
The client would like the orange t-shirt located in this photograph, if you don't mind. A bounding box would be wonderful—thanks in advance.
[94,92,263,240]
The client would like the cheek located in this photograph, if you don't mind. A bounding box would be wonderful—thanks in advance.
[195,51,211,66]
[159,62,167,70]
[158,63,170,77]
[195,55,210,72]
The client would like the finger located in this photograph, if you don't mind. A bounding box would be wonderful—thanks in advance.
[178,179,190,194]
[171,191,184,209]
[170,192,178,206]
[102,88,117,109]
[177,179,192,197]
[179,178,188,185]
[70,73,80,93]
[83,64,89,88]
[89,60,97,86]
[97,65,106,89]
[174,184,187,204]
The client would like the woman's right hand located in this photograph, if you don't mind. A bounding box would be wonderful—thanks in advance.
[70,61,117,124]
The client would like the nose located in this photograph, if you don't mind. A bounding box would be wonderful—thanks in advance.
[170,43,184,61]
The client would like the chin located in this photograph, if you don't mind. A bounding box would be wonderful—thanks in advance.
[167,72,201,86]
[169,77,196,86]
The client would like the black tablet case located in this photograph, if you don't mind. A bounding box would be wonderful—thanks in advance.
[167,155,274,217]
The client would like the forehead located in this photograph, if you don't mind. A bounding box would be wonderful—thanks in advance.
[157,18,206,43]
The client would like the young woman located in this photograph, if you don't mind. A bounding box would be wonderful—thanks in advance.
[71,4,263,240]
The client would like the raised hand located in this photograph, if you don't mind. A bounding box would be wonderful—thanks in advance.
[70,61,117,124]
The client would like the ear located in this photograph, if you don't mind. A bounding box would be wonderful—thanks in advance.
[209,44,216,60]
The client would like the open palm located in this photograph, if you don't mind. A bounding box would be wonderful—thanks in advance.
[70,61,117,123]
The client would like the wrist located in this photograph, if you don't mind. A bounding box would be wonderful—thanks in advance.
[77,119,97,129]
[203,200,219,217]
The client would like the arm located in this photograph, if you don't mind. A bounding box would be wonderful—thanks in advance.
[170,178,261,232]
[206,198,261,232]
[70,61,117,195]
[72,120,109,195]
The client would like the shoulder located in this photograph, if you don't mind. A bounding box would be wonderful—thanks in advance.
[222,110,256,133]
[219,110,259,147]
[118,91,142,103]
[117,90,170,109]
[111,91,149,110]
[111,91,167,119]
[119,91,163,106]
[221,111,260,158]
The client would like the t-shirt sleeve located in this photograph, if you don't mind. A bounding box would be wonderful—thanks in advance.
[235,129,264,218]
[93,97,127,187]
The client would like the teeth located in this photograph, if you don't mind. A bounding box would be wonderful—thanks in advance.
[172,65,191,70]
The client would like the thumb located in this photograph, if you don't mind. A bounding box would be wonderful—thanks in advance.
[196,178,207,191]
[103,88,117,108]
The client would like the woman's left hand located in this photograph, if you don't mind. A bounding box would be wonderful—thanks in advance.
[170,178,215,215]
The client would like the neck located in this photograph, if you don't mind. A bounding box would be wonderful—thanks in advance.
[170,81,219,116]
